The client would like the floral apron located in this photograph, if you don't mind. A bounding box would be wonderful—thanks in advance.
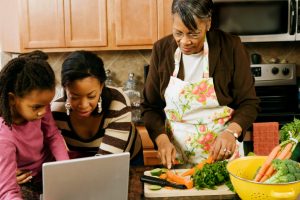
[164,37,240,164]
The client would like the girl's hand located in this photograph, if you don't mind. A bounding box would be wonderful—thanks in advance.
[210,131,236,161]
[155,134,177,169]
[16,169,32,184]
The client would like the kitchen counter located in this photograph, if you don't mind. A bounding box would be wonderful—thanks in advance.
[130,166,241,200]
[21,165,241,200]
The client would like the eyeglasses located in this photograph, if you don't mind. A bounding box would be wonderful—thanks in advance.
[173,30,202,40]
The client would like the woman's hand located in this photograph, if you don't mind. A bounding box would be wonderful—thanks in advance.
[155,133,176,169]
[16,169,32,184]
[210,131,236,161]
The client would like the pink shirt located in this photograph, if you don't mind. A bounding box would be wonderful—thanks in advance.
[0,106,69,200]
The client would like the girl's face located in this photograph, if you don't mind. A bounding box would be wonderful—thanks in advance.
[172,13,211,55]
[65,77,103,118]
[9,89,55,124]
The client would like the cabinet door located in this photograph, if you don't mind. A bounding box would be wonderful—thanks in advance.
[158,0,173,39]
[64,0,107,47]
[21,0,65,48]
[114,0,158,46]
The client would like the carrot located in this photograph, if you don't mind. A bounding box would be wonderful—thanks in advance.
[284,151,292,160]
[166,171,193,189]
[259,142,294,182]
[254,144,281,182]
[159,173,167,179]
[259,166,275,182]
[204,155,214,164]
[276,142,293,159]
[181,168,195,177]
[181,156,213,177]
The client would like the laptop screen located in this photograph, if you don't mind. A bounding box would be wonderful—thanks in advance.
[42,152,130,200]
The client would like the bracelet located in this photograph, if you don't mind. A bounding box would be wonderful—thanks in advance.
[225,129,239,139]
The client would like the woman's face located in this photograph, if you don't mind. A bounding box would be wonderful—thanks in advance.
[9,89,55,124]
[65,77,103,118]
[172,13,211,55]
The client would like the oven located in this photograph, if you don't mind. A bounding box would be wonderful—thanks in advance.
[251,63,300,127]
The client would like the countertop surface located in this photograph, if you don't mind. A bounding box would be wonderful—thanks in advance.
[21,165,241,200]
[129,166,241,200]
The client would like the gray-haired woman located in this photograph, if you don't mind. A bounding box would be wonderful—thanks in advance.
[142,0,259,168]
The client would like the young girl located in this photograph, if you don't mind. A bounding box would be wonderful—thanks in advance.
[0,51,69,200]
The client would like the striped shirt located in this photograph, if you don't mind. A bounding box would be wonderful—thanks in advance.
[51,86,141,159]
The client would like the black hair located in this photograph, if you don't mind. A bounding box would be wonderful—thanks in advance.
[172,0,213,31]
[0,50,56,126]
[61,50,109,115]
[61,50,106,87]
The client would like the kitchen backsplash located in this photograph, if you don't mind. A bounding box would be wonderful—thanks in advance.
[246,42,300,72]
[1,50,152,89]
[1,42,300,89]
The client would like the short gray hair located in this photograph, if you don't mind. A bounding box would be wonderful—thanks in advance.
[172,0,213,30]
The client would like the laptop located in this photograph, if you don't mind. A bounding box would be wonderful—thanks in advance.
[41,152,130,200]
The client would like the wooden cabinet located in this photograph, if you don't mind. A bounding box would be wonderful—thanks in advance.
[114,0,158,46]
[21,0,65,48]
[1,0,107,52]
[158,0,173,39]
[111,0,172,49]
[0,0,172,53]
[64,0,107,47]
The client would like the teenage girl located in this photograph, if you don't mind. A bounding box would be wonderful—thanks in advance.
[0,51,69,200]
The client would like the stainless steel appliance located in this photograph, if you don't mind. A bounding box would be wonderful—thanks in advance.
[251,63,300,126]
[296,0,300,40]
[212,0,297,42]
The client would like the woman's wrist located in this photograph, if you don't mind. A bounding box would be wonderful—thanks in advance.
[225,122,242,139]
[224,129,239,139]
[155,133,170,147]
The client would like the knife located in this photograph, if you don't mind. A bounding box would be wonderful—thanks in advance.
[140,175,187,189]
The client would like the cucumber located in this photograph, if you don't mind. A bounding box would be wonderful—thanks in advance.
[148,185,162,190]
[161,168,168,173]
[150,168,162,176]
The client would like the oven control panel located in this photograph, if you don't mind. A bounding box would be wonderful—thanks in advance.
[250,64,296,86]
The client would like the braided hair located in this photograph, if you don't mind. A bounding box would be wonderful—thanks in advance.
[0,50,56,126]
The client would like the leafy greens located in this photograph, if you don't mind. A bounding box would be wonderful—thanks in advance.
[192,160,233,191]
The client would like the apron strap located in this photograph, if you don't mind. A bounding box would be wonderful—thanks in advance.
[173,35,209,78]
[173,48,181,77]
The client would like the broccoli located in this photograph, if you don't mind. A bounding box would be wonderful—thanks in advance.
[264,159,300,184]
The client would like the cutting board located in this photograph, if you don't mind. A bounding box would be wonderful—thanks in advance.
[143,169,235,198]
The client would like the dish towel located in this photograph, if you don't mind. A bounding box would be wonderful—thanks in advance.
[253,122,279,156]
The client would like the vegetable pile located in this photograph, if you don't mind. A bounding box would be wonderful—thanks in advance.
[264,159,300,184]
[181,156,213,176]
[147,157,233,191]
[280,118,300,161]
[192,160,232,190]
[148,167,193,190]
[254,118,300,183]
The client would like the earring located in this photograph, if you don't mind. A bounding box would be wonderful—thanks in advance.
[65,102,71,116]
[98,97,102,113]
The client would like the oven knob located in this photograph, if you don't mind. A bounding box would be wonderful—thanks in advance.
[271,67,279,75]
[282,68,290,76]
